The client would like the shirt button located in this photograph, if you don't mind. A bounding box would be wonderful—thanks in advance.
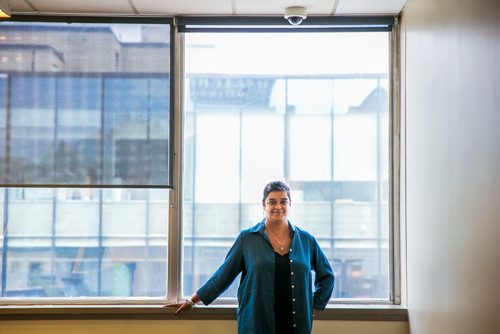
[292,285,295,288]
[293,311,296,314]
[291,272,294,275]
[290,260,293,263]
[293,298,296,302]
[290,249,292,252]
[293,324,296,327]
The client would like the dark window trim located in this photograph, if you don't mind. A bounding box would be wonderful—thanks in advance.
[0,305,408,322]
[0,184,173,189]
[177,16,395,33]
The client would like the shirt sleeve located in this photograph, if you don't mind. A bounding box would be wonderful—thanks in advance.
[196,233,244,305]
[311,237,335,310]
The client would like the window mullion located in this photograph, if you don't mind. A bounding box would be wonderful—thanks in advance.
[166,23,184,302]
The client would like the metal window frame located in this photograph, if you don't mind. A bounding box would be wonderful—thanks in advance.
[0,15,402,309]
[0,15,176,305]
[174,17,401,306]
[177,16,394,33]
[0,15,175,189]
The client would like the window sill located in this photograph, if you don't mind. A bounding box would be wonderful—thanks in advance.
[0,304,407,321]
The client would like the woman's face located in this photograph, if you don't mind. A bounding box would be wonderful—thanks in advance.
[263,190,290,225]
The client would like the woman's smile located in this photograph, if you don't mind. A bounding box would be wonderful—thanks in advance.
[263,190,290,224]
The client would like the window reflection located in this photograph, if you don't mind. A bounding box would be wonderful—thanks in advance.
[0,21,171,298]
[0,22,171,187]
[183,32,390,300]
[1,188,168,298]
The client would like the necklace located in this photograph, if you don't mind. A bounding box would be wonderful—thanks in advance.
[265,225,289,251]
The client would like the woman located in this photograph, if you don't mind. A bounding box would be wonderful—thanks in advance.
[168,181,334,334]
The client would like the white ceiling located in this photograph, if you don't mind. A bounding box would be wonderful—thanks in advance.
[7,0,408,16]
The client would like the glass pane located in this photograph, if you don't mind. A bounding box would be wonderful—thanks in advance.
[0,22,171,186]
[0,188,168,298]
[194,112,240,203]
[0,75,6,177]
[289,115,332,181]
[183,32,390,300]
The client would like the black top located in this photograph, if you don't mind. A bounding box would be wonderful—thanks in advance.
[274,252,294,333]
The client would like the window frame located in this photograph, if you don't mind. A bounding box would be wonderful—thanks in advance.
[0,15,175,304]
[0,15,175,189]
[175,17,400,306]
[0,15,403,314]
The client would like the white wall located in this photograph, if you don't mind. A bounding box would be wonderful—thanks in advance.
[401,0,500,333]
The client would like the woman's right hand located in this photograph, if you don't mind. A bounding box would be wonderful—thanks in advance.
[164,299,193,315]
[164,294,200,315]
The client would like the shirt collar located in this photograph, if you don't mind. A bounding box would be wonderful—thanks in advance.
[250,218,297,235]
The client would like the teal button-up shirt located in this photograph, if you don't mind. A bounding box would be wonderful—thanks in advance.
[197,219,335,334]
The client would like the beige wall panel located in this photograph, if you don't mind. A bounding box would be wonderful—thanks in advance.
[0,319,408,334]
[401,0,500,333]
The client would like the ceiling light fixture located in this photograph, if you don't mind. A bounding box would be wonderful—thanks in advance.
[0,0,11,18]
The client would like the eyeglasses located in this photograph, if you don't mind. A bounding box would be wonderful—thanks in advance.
[265,199,290,206]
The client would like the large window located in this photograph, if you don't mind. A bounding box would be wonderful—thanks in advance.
[182,32,391,300]
[0,17,396,305]
[0,21,171,298]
